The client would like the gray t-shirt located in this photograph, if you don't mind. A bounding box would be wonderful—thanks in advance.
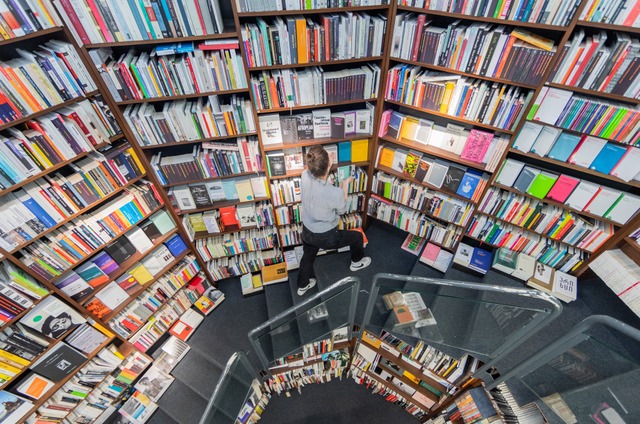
[300,170,346,233]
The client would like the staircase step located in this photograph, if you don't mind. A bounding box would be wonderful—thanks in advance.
[171,349,223,400]
[156,378,208,424]
[147,407,181,424]
[287,269,332,345]
[263,281,302,361]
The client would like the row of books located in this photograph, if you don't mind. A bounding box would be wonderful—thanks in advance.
[94,45,248,102]
[275,203,301,226]
[150,138,263,186]
[494,159,640,225]
[194,227,279,260]
[0,40,96,123]
[206,249,284,281]
[123,95,257,146]
[0,270,43,326]
[235,0,389,12]
[278,222,302,247]
[250,65,381,109]
[0,260,48,306]
[265,351,350,395]
[270,177,301,206]
[514,122,640,183]
[31,342,124,422]
[380,109,509,171]
[479,187,614,252]
[0,0,61,39]
[18,187,169,281]
[398,0,580,26]
[465,215,586,272]
[386,66,532,131]
[377,145,489,202]
[589,249,640,318]
[56,0,225,44]
[368,196,463,247]
[0,98,117,188]
[0,322,49,386]
[84,234,189,319]
[336,211,364,230]
[109,256,199,339]
[241,14,386,67]
[236,380,269,423]
[50,209,175,302]
[183,202,276,237]
[549,31,640,98]
[259,106,374,145]
[391,16,555,86]
[529,87,639,144]
[168,176,268,213]
[580,0,640,26]
[0,150,146,252]
[372,172,475,226]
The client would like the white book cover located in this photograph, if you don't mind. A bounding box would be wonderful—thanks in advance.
[569,136,607,168]
[250,177,268,199]
[495,159,525,187]
[552,271,577,302]
[204,181,226,202]
[603,193,640,224]
[513,122,543,152]
[565,181,599,211]
[171,186,196,211]
[95,282,129,310]
[432,250,453,273]
[533,88,573,124]
[610,147,640,182]
[312,109,331,138]
[530,126,561,157]
[427,160,449,188]
[454,243,473,267]
[427,125,448,148]
[125,227,154,254]
[583,187,621,216]
[258,114,283,145]
[511,254,536,281]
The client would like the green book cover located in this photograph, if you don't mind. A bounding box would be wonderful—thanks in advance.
[603,193,625,220]
[493,0,506,18]
[526,172,558,199]
[129,64,149,98]
[383,182,392,199]
[602,108,628,139]
[150,210,175,234]
[137,0,157,39]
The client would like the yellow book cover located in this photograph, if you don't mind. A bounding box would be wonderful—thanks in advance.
[295,17,308,64]
[90,320,115,338]
[251,274,263,289]
[439,81,456,113]
[486,84,507,123]
[362,331,381,348]
[146,65,163,95]
[261,262,288,285]
[400,116,420,141]
[0,349,30,367]
[0,361,20,375]
[125,147,146,174]
[351,139,368,162]
[129,264,153,285]
[26,140,53,168]
[512,28,554,51]
[378,147,396,168]
[403,370,420,384]
[235,179,255,201]
[224,50,238,88]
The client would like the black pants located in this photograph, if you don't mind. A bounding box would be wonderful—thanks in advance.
[296,226,365,289]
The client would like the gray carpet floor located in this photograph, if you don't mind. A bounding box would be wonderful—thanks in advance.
[139,220,640,424]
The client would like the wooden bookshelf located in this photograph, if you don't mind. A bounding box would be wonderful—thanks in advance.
[385,100,516,135]
[236,5,390,17]
[248,57,384,71]
[0,293,51,332]
[201,244,279,260]
[161,170,265,188]
[378,134,492,172]
[464,233,500,248]
[114,88,251,105]
[257,99,378,114]
[269,161,370,180]
[395,5,569,31]
[623,237,640,256]
[9,175,146,254]
[546,83,640,105]
[370,193,468,229]
[175,196,271,215]
[356,366,434,411]
[391,57,538,90]
[139,132,259,149]
[268,341,352,375]
[0,27,64,47]
[520,119,636,149]
[262,135,374,152]
[576,20,640,34]
[0,91,99,132]
[85,31,239,48]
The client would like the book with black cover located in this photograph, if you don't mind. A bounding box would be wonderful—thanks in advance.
[188,184,211,208]
[296,114,314,140]
[331,113,346,139]
[30,343,87,382]
[140,220,162,242]
[441,165,466,194]
[267,154,286,177]
[104,238,137,265]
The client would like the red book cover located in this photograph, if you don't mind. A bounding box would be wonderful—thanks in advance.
[411,14,427,62]
[219,206,239,230]
[56,0,91,44]
[85,0,113,42]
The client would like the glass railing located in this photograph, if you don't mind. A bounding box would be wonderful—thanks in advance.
[360,273,563,381]
[490,315,640,423]
[248,276,360,374]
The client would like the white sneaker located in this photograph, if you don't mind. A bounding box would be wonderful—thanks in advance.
[297,278,316,296]
[350,257,371,272]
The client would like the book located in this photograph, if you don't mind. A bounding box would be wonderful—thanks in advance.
[135,366,175,402]
[454,243,473,267]
[545,175,580,203]
[527,262,554,293]
[54,271,93,302]
[261,262,288,285]
[526,172,558,199]
[170,309,205,341]
[568,136,608,168]
[492,248,518,275]
[401,234,426,256]
[351,139,368,163]
[565,180,599,211]
[460,130,494,163]
[258,114,282,145]
[30,343,86,382]
[0,391,32,421]
[419,242,441,267]
[546,133,582,162]
[468,248,493,274]
[76,262,110,287]
[266,153,286,177]
[589,143,627,174]
[21,296,85,339]
[16,373,54,400]
[552,271,578,303]
[511,254,536,281]
[495,159,525,187]
[95,282,129,310]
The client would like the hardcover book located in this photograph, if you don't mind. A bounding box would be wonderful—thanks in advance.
[266,153,286,177]
[441,166,466,194]
[331,113,346,139]
[296,114,314,140]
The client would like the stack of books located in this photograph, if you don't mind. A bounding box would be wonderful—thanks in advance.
[195,227,279,260]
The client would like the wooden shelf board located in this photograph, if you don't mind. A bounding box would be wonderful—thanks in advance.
[370,193,467,229]
[0,27,64,47]
[85,31,238,48]
[257,98,378,114]
[139,132,258,149]
[262,135,373,152]
[161,170,265,188]
[237,5,390,17]
[379,134,490,172]
[391,57,538,90]
[10,175,146,254]
[367,215,458,252]
[0,293,50,332]
[623,237,640,255]
[114,88,250,105]
[176,196,271,215]
[385,100,515,135]
[109,133,125,143]
[396,5,568,31]
[248,56,383,71]
[0,92,99,132]
[576,20,640,34]
[546,83,640,105]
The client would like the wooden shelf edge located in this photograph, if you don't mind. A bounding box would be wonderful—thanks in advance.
[248,56,383,71]
[114,88,250,105]
[237,5,390,17]
[85,31,238,48]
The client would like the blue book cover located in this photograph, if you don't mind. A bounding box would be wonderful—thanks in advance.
[387,111,405,138]
[456,170,482,199]
[589,143,627,174]
[468,248,493,274]
[221,180,239,199]
[92,251,119,274]
[126,0,150,40]
[19,194,56,228]
[338,141,351,163]
[546,133,581,162]
[165,234,187,257]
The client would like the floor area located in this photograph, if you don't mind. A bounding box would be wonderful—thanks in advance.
[139,220,640,424]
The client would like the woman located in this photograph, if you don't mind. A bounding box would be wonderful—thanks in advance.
[296,145,371,296]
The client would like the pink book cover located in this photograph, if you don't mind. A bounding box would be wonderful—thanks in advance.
[460,129,494,163]
[419,242,441,265]
[379,110,392,137]
[546,175,580,203]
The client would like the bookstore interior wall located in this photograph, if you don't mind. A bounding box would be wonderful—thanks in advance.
[0,0,637,422]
